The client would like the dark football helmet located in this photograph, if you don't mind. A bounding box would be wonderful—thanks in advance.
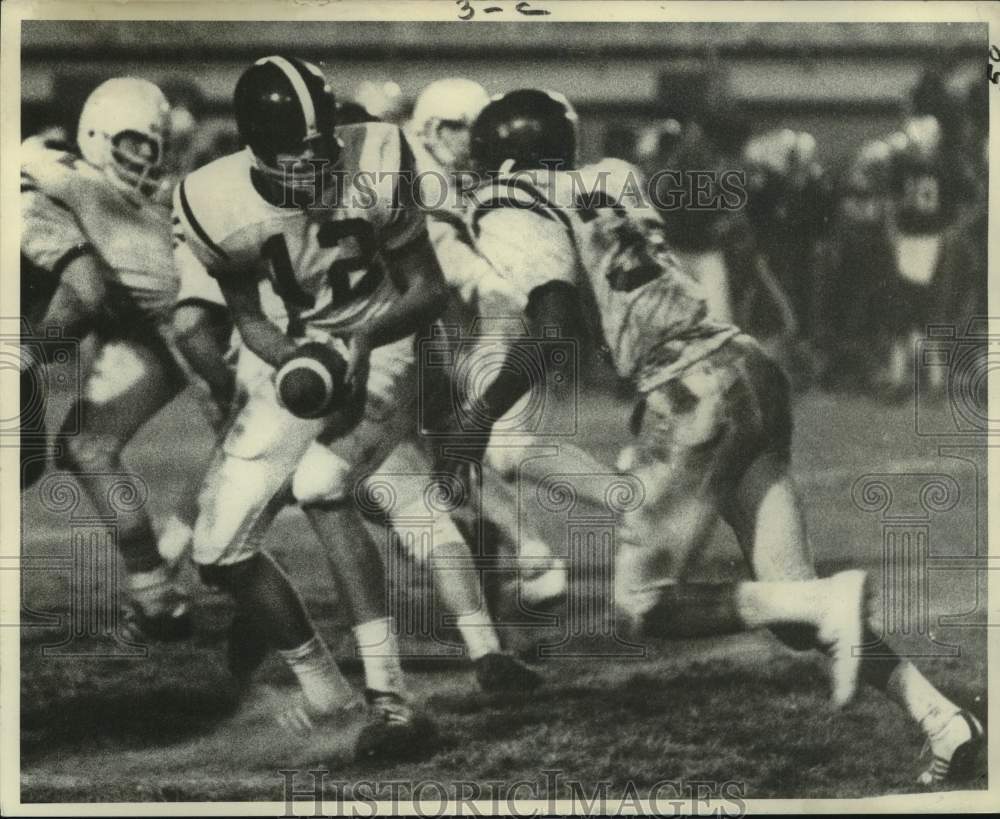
[233,55,340,205]
[470,88,578,174]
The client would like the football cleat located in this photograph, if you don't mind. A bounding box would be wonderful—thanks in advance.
[917,710,985,788]
[275,341,347,419]
[354,690,439,763]
[275,691,363,736]
[815,570,870,709]
[474,652,543,693]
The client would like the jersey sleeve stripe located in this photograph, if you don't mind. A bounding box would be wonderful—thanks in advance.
[503,177,574,231]
[470,178,574,237]
[178,179,229,261]
[51,242,95,277]
[24,188,78,217]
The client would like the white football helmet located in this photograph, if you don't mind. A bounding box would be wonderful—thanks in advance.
[410,78,490,171]
[77,77,171,199]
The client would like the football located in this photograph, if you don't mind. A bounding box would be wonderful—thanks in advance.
[275,341,348,419]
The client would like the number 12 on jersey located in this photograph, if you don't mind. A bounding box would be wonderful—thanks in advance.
[262,217,384,311]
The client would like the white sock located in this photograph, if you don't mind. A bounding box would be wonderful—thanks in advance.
[156,514,193,564]
[277,635,355,714]
[887,660,960,740]
[127,566,173,615]
[734,578,825,628]
[455,611,502,661]
[354,617,405,696]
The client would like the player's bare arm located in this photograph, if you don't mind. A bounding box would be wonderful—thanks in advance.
[173,301,236,412]
[217,270,298,369]
[34,251,107,345]
[339,234,448,388]
[364,233,450,347]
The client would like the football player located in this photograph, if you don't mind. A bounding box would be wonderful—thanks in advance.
[814,140,896,390]
[173,56,450,756]
[171,74,540,698]
[463,89,984,786]
[173,220,542,699]
[20,79,193,641]
[883,115,956,397]
[407,79,581,610]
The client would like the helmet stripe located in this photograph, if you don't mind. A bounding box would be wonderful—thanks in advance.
[259,56,319,140]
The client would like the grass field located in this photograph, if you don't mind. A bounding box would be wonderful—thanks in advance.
[18,383,989,803]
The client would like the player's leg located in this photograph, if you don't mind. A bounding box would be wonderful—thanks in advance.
[287,337,438,759]
[720,337,983,784]
[728,453,982,782]
[617,356,868,707]
[369,442,541,692]
[156,296,239,561]
[54,332,191,639]
[192,368,359,726]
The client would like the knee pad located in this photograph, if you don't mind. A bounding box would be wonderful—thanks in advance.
[55,411,124,472]
[291,443,352,504]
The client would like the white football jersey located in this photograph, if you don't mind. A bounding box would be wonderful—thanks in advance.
[173,122,426,336]
[20,136,178,323]
[464,159,738,387]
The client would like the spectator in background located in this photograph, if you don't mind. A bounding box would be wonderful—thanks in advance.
[815,140,897,391]
[931,77,987,410]
[933,77,988,326]
[743,129,834,361]
[640,109,750,326]
[602,123,639,165]
[814,67,985,399]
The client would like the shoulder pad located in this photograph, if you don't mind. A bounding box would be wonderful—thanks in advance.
[174,151,253,264]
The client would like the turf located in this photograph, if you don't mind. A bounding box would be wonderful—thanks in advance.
[18,385,988,802]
